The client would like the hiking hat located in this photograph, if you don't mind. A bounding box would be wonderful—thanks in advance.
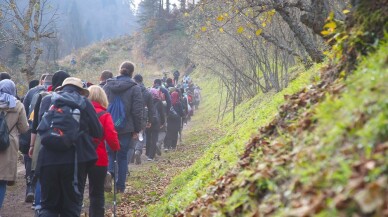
[58,77,89,96]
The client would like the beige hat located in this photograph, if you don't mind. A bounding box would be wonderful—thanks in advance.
[57,77,89,96]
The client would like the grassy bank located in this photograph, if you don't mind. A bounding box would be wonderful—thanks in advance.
[146,63,323,216]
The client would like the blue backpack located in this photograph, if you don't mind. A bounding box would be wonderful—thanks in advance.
[107,96,126,130]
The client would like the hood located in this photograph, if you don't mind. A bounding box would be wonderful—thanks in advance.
[105,76,137,94]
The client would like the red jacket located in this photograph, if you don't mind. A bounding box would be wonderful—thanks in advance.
[92,101,120,166]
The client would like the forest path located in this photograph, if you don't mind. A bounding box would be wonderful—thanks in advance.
[0,107,219,217]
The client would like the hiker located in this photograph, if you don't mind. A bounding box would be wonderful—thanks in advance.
[28,70,70,212]
[99,70,113,88]
[146,88,165,161]
[133,74,153,165]
[0,79,29,209]
[173,70,180,85]
[153,79,171,110]
[166,78,174,88]
[87,85,120,217]
[164,92,184,151]
[36,77,103,217]
[20,77,47,204]
[193,86,201,110]
[103,61,143,193]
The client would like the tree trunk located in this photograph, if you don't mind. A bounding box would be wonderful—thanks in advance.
[276,8,324,63]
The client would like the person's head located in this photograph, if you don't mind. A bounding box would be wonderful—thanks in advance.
[100,70,113,82]
[0,79,16,96]
[154,79,162,87]
[29,80,40,89]
[166,78,173,85]
[51,70,70,91]
[88,85,108,108]
[133,74,143,84]
[43,74,53,87]
[59,77,89,96]
[119,61,135,77]
[0,72,11,81]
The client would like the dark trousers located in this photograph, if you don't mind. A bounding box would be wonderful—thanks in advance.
[88,166,107,217]
[164,118,181,149]
[146,121,160,159]
[39,162,90,217]
[174,77,179,85]
[24,154,33,194]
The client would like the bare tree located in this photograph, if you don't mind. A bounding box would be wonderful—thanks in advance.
[0,0,58,81]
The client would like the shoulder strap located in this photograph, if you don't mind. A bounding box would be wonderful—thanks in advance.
[97,111,107,118]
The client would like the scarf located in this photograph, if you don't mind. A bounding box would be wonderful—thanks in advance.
[0,79,17,109]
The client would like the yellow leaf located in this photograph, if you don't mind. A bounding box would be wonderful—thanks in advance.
[343,9,350,14]
[184,12,189,17]
[268,9,276,16]
[324,21,337,29]
[262,22,266,27]
[321,30,331,36]
[237,26,244,34]
[217,15,224,22]
[255,29,263,36]
[219,28,224,33]
[201,26,207,32]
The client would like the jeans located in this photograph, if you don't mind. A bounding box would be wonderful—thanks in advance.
[88,166,107,217]
[35,179,41,209]
[107,133,133,192]
[39,163,90,217]
[0,180,6,209]
[135,131,146,153]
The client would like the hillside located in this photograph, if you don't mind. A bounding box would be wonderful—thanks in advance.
[10,1,385,216]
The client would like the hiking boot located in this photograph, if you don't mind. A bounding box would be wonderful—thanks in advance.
[156,146,162,156]
[134,150,141,165]
[147,157,154,161]
[104,172,112,192]
[25,185,34,203]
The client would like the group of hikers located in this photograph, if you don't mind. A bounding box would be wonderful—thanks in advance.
[0,61,201,217]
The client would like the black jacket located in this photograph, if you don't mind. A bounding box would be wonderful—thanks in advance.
[103,75,143,134]
[38,85,103,166]
[139,84,153,128]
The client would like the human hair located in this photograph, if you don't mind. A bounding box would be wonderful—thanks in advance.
[29,80,40,89]
[154,79,162,86]
[119,61,135,77]
[133,74,143,83]
[88,85,109,108]
[100,70,113,81]
[0,72,11,81]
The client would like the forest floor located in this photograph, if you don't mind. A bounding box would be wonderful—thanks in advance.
[0,107,221,217]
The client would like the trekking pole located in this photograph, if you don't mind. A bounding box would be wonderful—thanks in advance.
[113,151,118,217]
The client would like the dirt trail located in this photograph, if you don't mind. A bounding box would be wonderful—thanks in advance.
[0,119,206,217]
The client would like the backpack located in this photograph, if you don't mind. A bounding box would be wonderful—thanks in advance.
[19,91,50,154]
[152,100,160,124]
[107,96,126,130]
[37,92,86,152]
[169,105,180,120]
[0,112,16,151]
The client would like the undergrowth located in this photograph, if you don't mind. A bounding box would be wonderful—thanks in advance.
[146,63,323,216]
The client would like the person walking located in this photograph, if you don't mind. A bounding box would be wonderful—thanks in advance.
[87,85,120,217]
[146,88,165,161]
[99,70,113,88]
[133,74,153,165]
[164,92,184,150]
[103,61,143,193]
[37,77,103,217]
[0,79,29,209]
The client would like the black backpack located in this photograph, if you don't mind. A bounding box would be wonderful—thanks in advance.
[152,100,161,124]
[0,112,16,151]
[37,92,86,152]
